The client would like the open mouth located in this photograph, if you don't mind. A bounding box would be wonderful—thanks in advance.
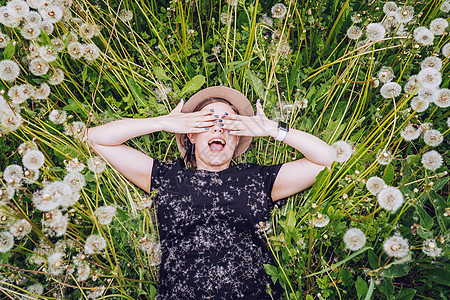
[208,138,226,152]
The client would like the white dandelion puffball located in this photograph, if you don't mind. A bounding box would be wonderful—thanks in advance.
[380,82,401,99]
[25,11,41,24]
[23,168,39,184]
[0,185,15,201]
[95,205,117,225]
[366,23,386,42]
[395,6,414,23]
[400,123,422,141]
[366,176,386,195]
[43,209,69,236]
[87,286,106,299]
[220,12,229,25]
[434,89,450,108]
[0,60,20,82]
[344,228,366,251]
[20,24,40,40]
[421,150,443,171]
[351,12,362,23]
[77,263,91,282]
[0,33,11,48]
[18,141,38,155]
[376,149,393,165]
[312,213,330,228]
[29,57,49,76]
[421,56,442,71]
[10,219,32,239]
[414,27,434,46]
[404,75,420,93]
[378,66,395,83]
[85,234,107,254]
[410,96,429,113]
[260,14,273,26]
[330,141,352,163]
[3,164,23,185]
[87,156,106,174]
[8,85,27,104]
[0,108,23,132]
[422,239,442,257]
[423,129,443,147]
[383,1,397,15]
[271,3,287,19]
[40,5,63,23]
[430,18,448,35]
[0,232,14,253]
[443,43,450,57]
[418,87,438,103]
[119,9,133,22]
[64,121,87,141]
[26,284,43,297]
[64,172,86,191]
[441,1,450,12]
[377,186,404,213]
[23,149,45,170]
[47,252,66,275]
[65,158,85,173]
[39,45,57,62]
[6,0,30,18]
[67,42,83,59]
[383,234,409,258]
[51,38,65,52]
[83,43,100,61]
[417,67,441,88]
[48,68,65,85]
[33,181,73,211]
[79,23,96,40]
[49,109,67,124]
[0,6,20,27]
[421,123,433,131]
[347,26,362,40]
[34,82,51,99]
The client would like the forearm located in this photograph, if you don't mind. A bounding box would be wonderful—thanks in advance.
[266,120,334,167]
[87,116,165,146]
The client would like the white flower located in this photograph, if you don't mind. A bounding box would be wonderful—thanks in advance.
[0,7,21,27]
[380,82,401,98]
[49,109,67,124]
[0,33,11,48]
[0,185,15,201]
[0,108,23,132]
[423,129,443,147]
[381,15,399,31]
[414,27,434,46]
[119,9,133,22]
[434,88,450,108]
[351,12,362,23]
[347,26,362,40]
[85,234,107,254]
[417,67,441,88]
[76,263,91,281]
[39,46,57,62]
[29,57,49,76]
[330,141,352,163]
[3,164,23,185]
[422,150,443,171]
[404,75,420,93]
[430,18,448,35]
[442,43,450,57]
[23,168,39,184]
[366,23,386,42]
[64,121,87,141]
[10,219,32,238]
[95,205,117,225]
[67,42,83,59]
[421,122,433,131]
[0,60,20,82]
[79,23,96,39]
[220,12,229,25]
[51,38,65,52]
[421,56,442,70]
[378,66,395,83]
[395,6,414,23]
[441,1,450,13]
[34,82,51,99]
[26,283,43,296]
[296,98,308,109]
[39,5,63,23]
[43,209,68,236]
[83,43,100,61]
[312,213,330,228]
[20,24,40,40]
[383,234,409,258]
[39,20,53,35]
[6,0,30,18]
[343,228,366,251]
[64,172,85,191]
[0,232,14,253]
[259,14,273,26]
[47,252,66,275]
[366,176,386,195]
[33,181,73,211]
[87,286,105,299]
[271,3,287,19]
[18,141,38,155]
[25,11,41,24]
[48,68,64,85]
[23,149,45,170]
[422,239,442,257]
[377,186,404,213]
[383,2,397,15]
[65,158,85,173]
[8,85,28,104]
[418,87,438,103]
[410,96,429,113]
[400,123,422,141]
[87,156,106,174]
[26,0,46,9]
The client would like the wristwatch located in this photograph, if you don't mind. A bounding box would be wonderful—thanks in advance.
[275,121,289,141]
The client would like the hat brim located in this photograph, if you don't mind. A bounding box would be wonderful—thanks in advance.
[175,86,254,159]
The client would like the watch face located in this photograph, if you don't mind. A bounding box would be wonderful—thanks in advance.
[278,121,288,131]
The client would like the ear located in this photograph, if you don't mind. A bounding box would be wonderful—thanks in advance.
[187,133,195,143]
[234,135,240,147]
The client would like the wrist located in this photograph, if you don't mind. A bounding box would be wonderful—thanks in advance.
[267,120,279,138]
[152,115,166,132]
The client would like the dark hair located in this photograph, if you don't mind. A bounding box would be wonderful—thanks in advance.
[183,98,239,167]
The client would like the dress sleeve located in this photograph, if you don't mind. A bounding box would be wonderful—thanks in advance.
[260,163,288,209]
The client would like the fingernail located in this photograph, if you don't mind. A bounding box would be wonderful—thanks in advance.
[224,112,228,116]
[226,130,230,133]
[205,128,209,130]
[180,98,183,102]
[212,120,217,124]
[214,115,219,118]
[218,119,223,122]
[210,109,214,112]
[219,124,224,127]
[257,99,261,103]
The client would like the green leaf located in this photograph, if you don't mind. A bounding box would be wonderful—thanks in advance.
[416,205,433,230]
[423,268,450,285]
[355,276,368,299]
[378,278,394,300]
[364,278,374,300]
[367,250,378,269]
[153,66,171,81]
[381,263,412,278]
[263,264,279,284]
[394,288,416,300]
[428,191,449,231]
[180,75,206,97]
[128,77,147,107]
[417,226,433,239]
[225,57,256,74]
[54,145,81,160]
[82,66,88,84]
[384,164,395,184]
[3,41,15,60]
[245,69,265,100]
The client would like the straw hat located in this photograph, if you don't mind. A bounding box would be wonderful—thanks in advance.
[175,86,254,158]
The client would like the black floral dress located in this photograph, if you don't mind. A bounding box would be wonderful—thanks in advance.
[151,158,285,299]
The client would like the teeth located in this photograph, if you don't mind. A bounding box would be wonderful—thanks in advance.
[208,138,225,145]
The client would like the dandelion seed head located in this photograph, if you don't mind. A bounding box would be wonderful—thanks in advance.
[20,24,40,40]
[383,234,409,258]
[312,213,330,228]
[23,149,45,170]
[377,186,404,213]
[400,123,422,141]
[0,232,14,253]
[64,121,87,141]
[39,20,53,34]
[404,75,420,93]
[220,12,230,25]
[381,15,399,31]
[26,283,43,296]
[83,43,100,61]
[8,85,27,104]
[259,13,273,26]
[67,41,83,59]
[48,68,64,85]
[63,172,85,191]
[34,181,72,211]
[29,57,49,76]
[343,228,366,251]
[380,82,401,99]
[410,96,429,113]
[330,141,352,163]
[26,0,46,9]
[51,38,64,52]
[34,82,50,99]
[417,67,441,88]
[395,6,414,23]
[434,88,450,108]
[47,252,66,275]
[18,141,38,155]
[271,3,287,19]
[39,5,62,23]
[65,158,85,173]
[351,12,362,23]
[0,60,20,82]
[119,9,133,22]
[49,109,66,124]
[423,129,443,147]
[421,56,442,71]
[430,18,448,35]
[3,164,23,184]
[23,168,39,184]
[414,27,434,46]
[76,263,90,281]
[24,11,41,24]
[7,0,30,18]
[0,107,23,132]
[87,156,106,174]
[10,219,32,238]
[347,25,362,40]
[417,87,438,103]
[378,66,395,83]
[95,205,117,225]
[43,209,68,236]
[79,23,96,39]
[366,176,386,195]
[366,23,386,42]
[422,239,442,257]
[85,234,106,254]
[383,2,397,15]
[0,6,21,27]
[0,33,11,48]
[441,1,450,13]
[87,286,105,299]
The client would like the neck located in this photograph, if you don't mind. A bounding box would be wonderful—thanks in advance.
[195,159,231,172]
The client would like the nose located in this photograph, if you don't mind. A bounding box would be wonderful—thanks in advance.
[211,123,223,133]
